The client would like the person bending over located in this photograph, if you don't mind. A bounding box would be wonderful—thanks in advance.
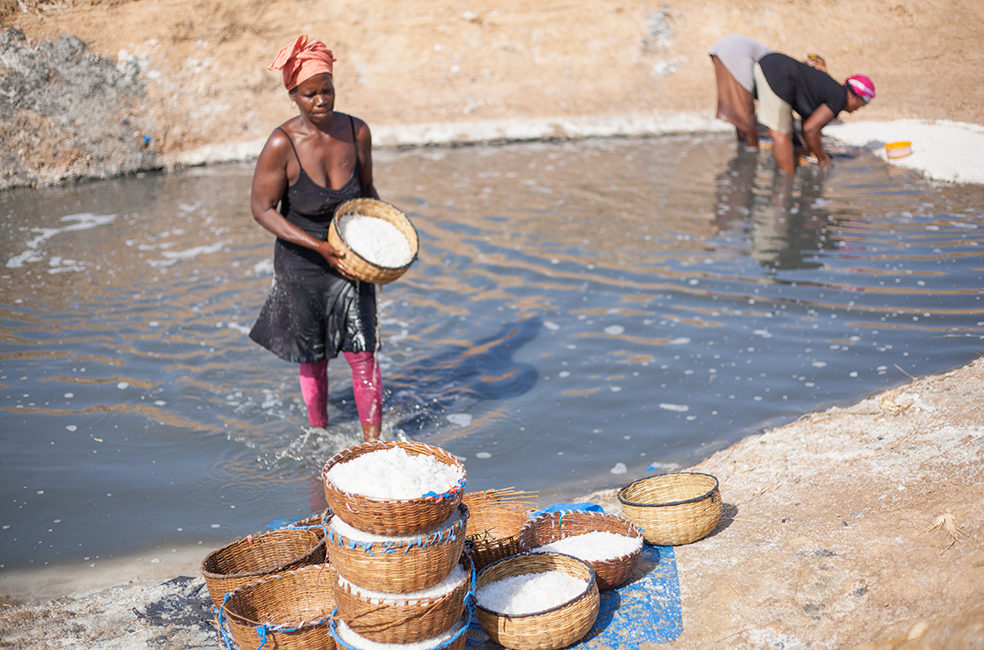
[709,33,773,150]
[753,52,875,173]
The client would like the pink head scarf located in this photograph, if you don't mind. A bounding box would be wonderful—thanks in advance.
[268,35,336,91]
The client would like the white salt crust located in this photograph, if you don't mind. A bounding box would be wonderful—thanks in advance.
[330,508,463,544]
[336,613,466,649]
[326,446,464,500]
[338,562,469,604]
[529,531,643,562]
[338,213,414,268]
[477,571,588,616]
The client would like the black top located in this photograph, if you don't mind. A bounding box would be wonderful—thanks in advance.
[274,115,363,283]
[758,52,848,119]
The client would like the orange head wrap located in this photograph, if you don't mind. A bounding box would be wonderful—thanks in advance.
[268,35,336,91]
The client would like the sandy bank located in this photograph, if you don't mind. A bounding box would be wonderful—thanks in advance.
[3,0,984,189]
[2,358,981,648]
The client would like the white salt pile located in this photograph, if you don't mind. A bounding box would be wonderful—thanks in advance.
[477,571,588,615]
[326,446,463,499]
[338,213,414,268]
[330,507,462,544]
[338,562,468,604]
[530,531,643,562]
[336,613,466,649]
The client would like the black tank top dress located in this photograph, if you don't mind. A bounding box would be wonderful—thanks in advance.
[249,116,377,363]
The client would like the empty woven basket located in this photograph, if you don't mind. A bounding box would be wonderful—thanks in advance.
[463,488,535,571]
[219,564,336,650]
[617,472,722,546]
[201,528,326,608]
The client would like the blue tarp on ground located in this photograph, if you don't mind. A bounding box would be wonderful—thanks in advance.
[466,544,682,648]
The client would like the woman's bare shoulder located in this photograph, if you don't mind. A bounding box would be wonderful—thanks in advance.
[336,112,371,134]
[258,119,300,159]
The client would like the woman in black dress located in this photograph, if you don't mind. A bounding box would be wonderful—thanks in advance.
[249,35,382,441]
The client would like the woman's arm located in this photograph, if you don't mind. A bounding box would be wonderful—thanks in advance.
[249,129,352,275]
[353,117,380,200]
[801,104,836,169]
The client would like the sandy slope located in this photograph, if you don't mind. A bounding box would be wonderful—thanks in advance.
[3,0,984,185]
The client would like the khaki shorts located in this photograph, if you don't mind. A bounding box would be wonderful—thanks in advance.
[753,62,793,134]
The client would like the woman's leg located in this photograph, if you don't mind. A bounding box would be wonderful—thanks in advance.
[298,360,329,427]
[769,129,796,174]
[344,351,382,441]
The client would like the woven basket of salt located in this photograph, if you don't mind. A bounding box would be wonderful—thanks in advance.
[328,198,418,285]
[332,552,474,644]
[475,552,599,650]
[219,564,336,650]
[201,528,326,608]
[322,440,466,536]
[326,502,469,594]
[518,510,643,591]
[330,611,470,650]
[617,472,722,546]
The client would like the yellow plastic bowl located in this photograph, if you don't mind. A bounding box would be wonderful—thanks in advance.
[885,141,912,159]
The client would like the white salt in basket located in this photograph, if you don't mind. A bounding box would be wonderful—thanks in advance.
[518,510,644,590]
[322,440,466,536]
[474,552,599,650]
[328,198,418,285]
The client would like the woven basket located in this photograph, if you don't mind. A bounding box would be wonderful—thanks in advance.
[201,528,326,608]
[219,564,336,650]
[475,552,599,650]
[332,552,473,644]
[518,510,643,591]
[617,472,722,546]
[328,198,418,285]
[465,503,529,571]
[331,612,469,650]
[322,440,466,536]
[326,503,469,594]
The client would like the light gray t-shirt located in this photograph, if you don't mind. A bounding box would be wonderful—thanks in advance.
[709,34,772,92]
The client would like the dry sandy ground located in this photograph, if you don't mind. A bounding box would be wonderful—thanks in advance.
[1,1,983,647]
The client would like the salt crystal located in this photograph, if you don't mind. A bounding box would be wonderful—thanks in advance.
[530,531,642,562]
[477,571,588,615]
[330,508,462,544]
[336,613,466,649]
[326,446,463,499]
[339,562,468,604]
[338,213,413,268]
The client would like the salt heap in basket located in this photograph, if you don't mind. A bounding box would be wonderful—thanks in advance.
[321,440,472,647]
[338,212,414,268]
[329,198,418,285]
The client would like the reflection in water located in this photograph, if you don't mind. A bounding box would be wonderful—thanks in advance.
[2,137,983,572]
[714,152,837,269]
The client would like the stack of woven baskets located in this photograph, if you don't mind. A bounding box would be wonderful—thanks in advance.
[202,511,336,649]
[321,440,472,649]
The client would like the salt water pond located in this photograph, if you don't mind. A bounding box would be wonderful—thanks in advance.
[1,134,983,572]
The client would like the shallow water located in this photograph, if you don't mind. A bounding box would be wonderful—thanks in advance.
[1,134,983,571]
